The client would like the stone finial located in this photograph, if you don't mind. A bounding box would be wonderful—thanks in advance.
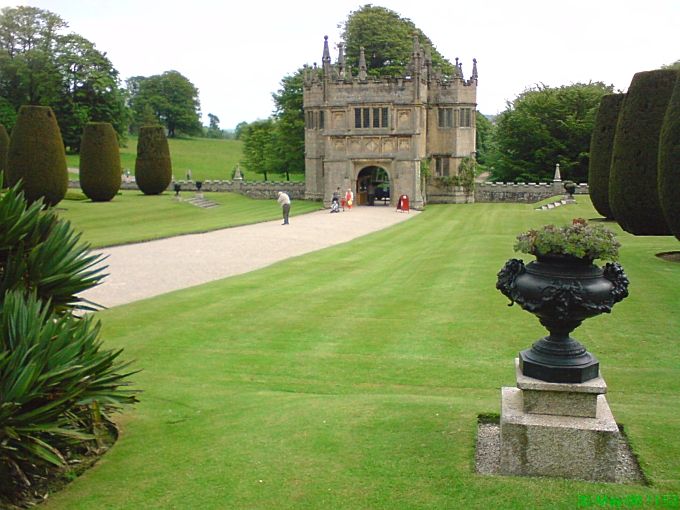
[322,35,331,75]
[424,45,433,81]
[453,57,462,79]
[553,163,562,182]
[471,58,478,83]
[358,46,367,80]
[336,42,345,79]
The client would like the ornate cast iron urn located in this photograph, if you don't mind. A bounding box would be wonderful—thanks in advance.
[497,255,629,383]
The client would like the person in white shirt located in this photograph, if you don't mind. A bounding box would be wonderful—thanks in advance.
[277,191,291,225]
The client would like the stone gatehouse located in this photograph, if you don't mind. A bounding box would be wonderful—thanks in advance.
[303,35,477,209]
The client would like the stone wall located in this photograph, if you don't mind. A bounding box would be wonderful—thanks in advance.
[69,178,588,205]
[474,182,589,203]
[69,179,307,200]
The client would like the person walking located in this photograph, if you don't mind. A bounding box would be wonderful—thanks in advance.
[345,188,354,210]
[277,191,291,225]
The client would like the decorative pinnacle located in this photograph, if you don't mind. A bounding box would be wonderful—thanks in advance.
[358,46,367,80]
[553,163,562,182]
[322,35,331,66]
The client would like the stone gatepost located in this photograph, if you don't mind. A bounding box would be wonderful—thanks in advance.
[500,359,619,482]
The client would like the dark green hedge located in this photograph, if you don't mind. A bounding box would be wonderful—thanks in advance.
[0,124,8,188]
[79,122,121,202]
[588,94,625,219]
[6,106,68,206]
[609,70,676,235]
[658,71,680,241]
[135,126,172,195]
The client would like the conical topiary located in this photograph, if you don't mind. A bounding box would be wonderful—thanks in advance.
[0,123,8,188]
[587,93,625,219]
[609,70,676,235]
[6,105,68,206]
[80,122,121,202]
[135,125,172,195]
[658,71,680,241]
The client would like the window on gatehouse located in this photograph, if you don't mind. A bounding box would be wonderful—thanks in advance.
[460,108,473,127]
[438,107,453,128]
[354,107,389,129]
[433,155,451,177]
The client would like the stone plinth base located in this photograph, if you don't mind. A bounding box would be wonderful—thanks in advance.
[499,359,620,482]
[515,358,606,418]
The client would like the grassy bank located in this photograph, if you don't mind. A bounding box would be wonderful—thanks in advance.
[45,198,680,509]
[66,136,303,183]
[57,190,321,248]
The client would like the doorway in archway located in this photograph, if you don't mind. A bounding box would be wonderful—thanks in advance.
[356,166,390,206]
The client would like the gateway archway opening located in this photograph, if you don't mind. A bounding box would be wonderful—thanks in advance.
[356,166,390,206]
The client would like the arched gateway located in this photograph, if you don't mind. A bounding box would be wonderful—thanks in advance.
[303,34,478,209]
[356,166,390,206]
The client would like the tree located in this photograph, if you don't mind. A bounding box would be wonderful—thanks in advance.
[234,121,248,140]
[206,113,222,138]
[270,70,305,179]
[50,33,127,151]
[79,122,121,202]
[135,125,172,195]
[7,105,68,206]
[0,97,16,131]
[487,82,614,183]
[128,70,201,137]
[341,5,454,78]
[609,70,675,235]
[0,6,128,151]
[662,60,680,70]
[587,93,625,219]
[240,119,275,181]
[0,123,8,186]
[475,112,494,168]
[658,72,680,241]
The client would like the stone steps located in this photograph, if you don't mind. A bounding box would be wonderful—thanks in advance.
[184,196,219,209]
[536,198,570,211]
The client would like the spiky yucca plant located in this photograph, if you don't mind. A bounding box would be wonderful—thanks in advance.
[0,179,138,502]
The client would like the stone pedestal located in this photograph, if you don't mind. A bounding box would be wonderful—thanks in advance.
[499,359,619,482]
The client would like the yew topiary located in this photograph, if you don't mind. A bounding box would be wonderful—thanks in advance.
[658,71,680,241]
[6,106,68,206]
[588,93,624,219]
[609,70,676,235]
[0,123,8,188]
[80,122,121,201]
[135,125,172,195]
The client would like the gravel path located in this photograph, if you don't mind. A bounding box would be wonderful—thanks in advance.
[81,206,418,308]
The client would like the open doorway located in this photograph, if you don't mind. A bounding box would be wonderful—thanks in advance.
[356,166,390,206]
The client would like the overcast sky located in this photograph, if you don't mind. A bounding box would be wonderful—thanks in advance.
[5,0,679,129]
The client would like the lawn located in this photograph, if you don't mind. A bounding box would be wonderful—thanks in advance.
[44,198,680,509]
[66,135,303,183]
[56,190,322,248]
